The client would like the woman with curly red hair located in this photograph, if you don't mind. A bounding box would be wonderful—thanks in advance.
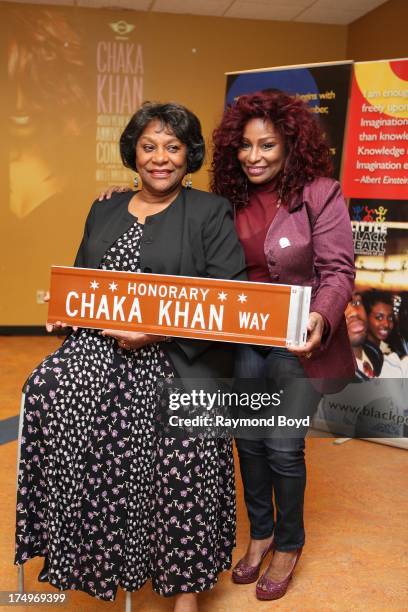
[211,91,355,600]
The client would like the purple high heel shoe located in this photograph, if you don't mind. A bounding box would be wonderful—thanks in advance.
[232,539,274,584]
[256,547,302,600]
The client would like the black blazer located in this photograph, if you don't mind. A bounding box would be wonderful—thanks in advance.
[74,188,247,383]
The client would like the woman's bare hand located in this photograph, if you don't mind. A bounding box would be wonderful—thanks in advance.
[97,185,131,201]
[101,329,165,350]
[45,321,68,333]
[44,292,78,333]
[287,312,325,359]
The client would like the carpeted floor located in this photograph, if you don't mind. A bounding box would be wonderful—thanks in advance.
[0,337,407,611]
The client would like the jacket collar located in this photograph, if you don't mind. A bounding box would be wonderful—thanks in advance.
[287,187,305,213]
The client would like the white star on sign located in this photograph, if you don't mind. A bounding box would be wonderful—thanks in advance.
[237,293,247,303]
[90,280,99,290]
[109,282,118,292]
[218,291,228,302]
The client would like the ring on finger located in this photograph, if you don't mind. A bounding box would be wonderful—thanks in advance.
[305,352,312,359]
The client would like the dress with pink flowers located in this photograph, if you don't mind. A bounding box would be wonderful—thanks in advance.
[15,221,235,601]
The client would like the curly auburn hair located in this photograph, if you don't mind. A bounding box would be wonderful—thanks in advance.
[210,91,333,207]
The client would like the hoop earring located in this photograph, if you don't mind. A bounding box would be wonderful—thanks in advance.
[133,174,140,189]
[184,173,193,189]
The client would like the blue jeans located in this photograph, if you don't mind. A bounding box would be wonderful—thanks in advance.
[234,345,321,551]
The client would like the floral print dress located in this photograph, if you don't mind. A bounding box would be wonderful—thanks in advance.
[15,221,236,601]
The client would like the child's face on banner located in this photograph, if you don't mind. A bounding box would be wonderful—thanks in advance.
[368,302,394,344]
[345,293,368,347]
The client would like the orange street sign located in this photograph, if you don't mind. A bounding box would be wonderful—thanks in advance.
[48,266,311,347]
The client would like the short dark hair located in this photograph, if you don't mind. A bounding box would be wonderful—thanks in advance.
[362,290,393,315]
[120,102,205,173]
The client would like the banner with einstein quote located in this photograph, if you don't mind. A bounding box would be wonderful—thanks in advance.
[342,59,408,201]
[342,59,408,296]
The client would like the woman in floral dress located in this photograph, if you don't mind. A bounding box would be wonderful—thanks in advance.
[15,102,246,612]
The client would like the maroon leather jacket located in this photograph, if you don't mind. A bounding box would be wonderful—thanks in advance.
[264,177,355,381]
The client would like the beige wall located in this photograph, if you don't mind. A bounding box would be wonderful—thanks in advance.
[347,0,408,61]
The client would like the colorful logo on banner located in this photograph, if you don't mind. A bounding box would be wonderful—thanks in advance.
[351,204,388,223]
[351,203,389,255]
[342,59,408,200]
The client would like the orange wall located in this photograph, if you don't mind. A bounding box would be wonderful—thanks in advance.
[1,0,405,326]
[347,0,408,61]
[0,2,348,325]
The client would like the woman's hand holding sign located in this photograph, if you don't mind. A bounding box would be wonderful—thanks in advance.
[101,329,166,351]
[44,291,79,333]
[45,290,165,348]
[287,312,325,359]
